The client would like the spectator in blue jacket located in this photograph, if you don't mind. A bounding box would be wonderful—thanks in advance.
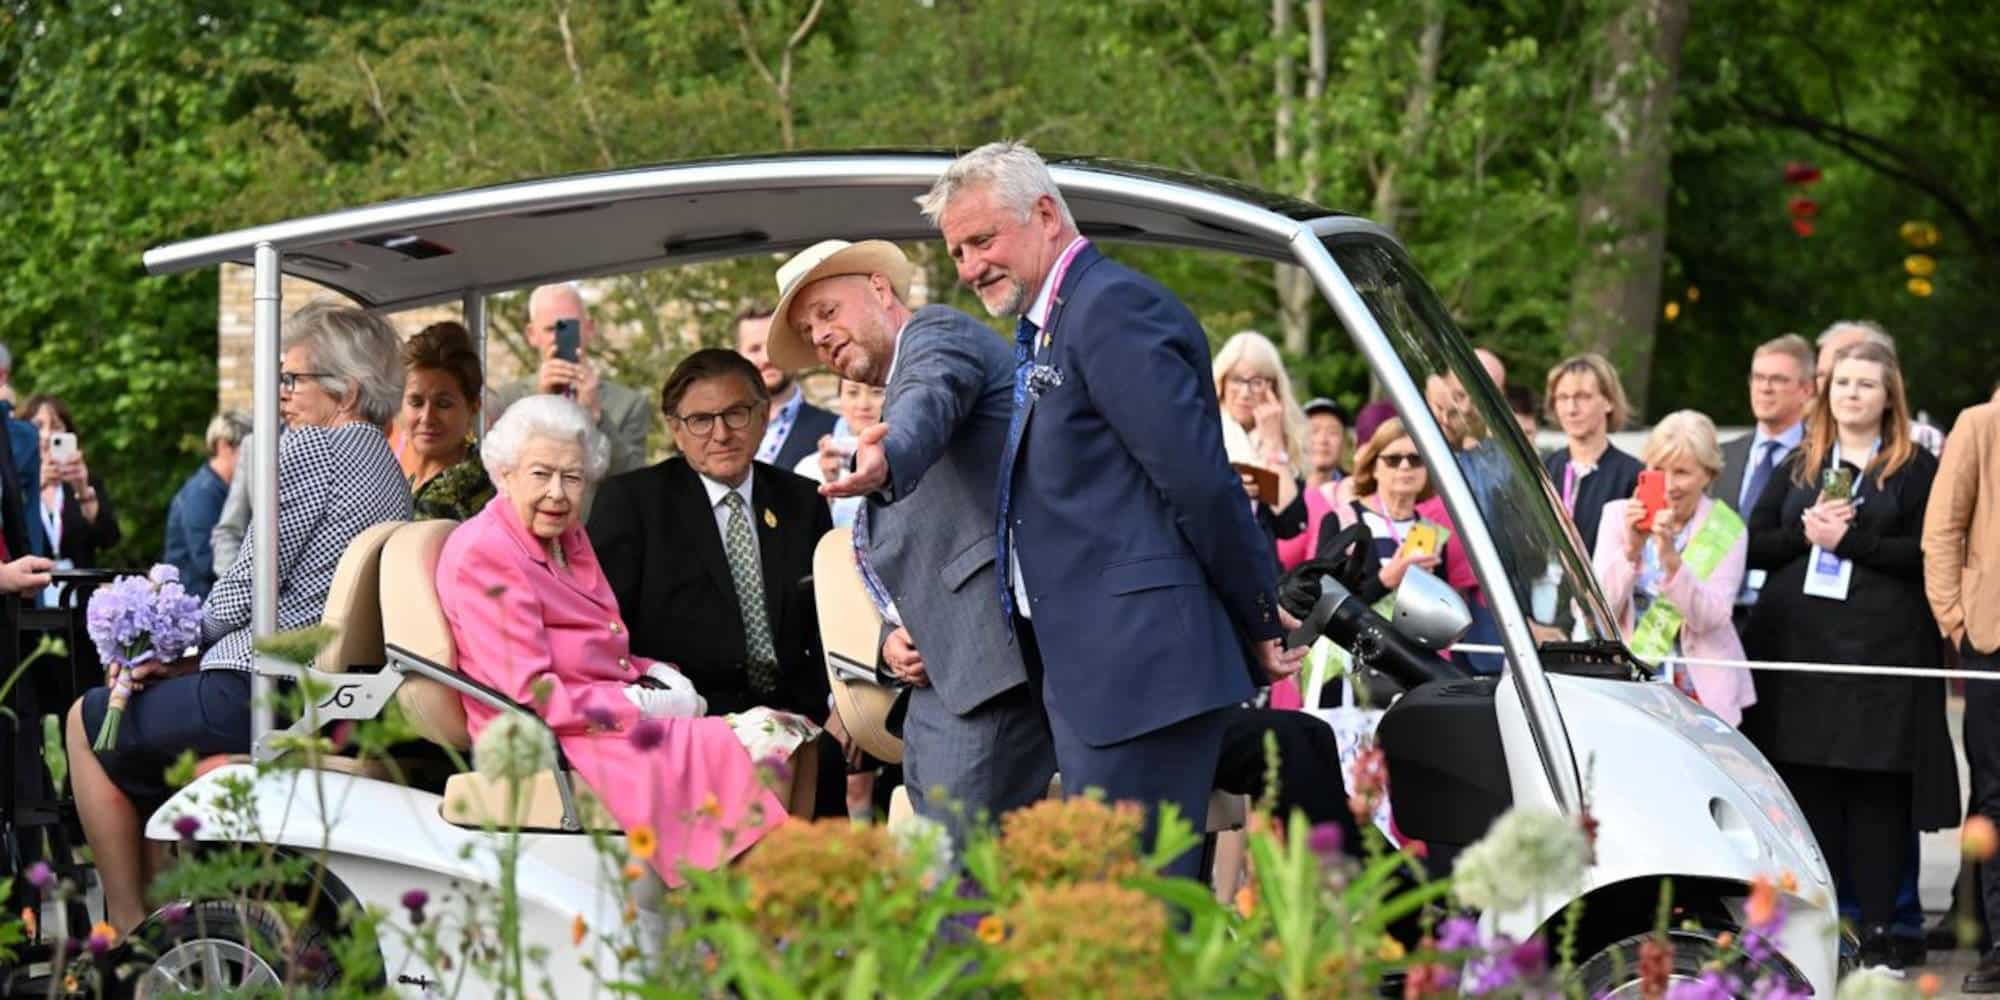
[163,411,249,597]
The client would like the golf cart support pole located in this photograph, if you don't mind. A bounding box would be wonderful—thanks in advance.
[251,243,282,743]
[463,290,486,391]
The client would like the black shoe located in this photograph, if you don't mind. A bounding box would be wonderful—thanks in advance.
[1857,924,1906,971]
[1892,932,1927,968]
[1930,915,1992,953]
[1965,949,2000,993]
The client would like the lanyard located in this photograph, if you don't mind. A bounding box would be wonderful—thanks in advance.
[1561,461,1592,515]
[1029,237,1091,348]
[1367,497,1415,547]
[1830,437,1880,484]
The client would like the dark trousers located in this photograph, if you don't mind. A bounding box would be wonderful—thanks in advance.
[1782,761,1912,929]
[1213,707,1362,855]
[1962,642,2000,938]
[1020,618,1229,881]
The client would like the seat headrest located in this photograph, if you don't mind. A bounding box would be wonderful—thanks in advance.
[313,520,403,674]
[382,519,471,750]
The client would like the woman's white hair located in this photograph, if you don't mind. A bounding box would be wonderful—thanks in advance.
[280,302,406,426]
[481,394,611,483]
[1212,330,1308,470]
[1642,409,1724,478]
[917,140,1075,229]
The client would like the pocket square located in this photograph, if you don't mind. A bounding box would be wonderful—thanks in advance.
[1027,363,1066,397]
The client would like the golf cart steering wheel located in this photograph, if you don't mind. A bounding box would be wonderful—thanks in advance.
[1277,522,1469,690]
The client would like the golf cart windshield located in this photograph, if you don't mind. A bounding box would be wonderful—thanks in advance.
[1324,236,1624,660]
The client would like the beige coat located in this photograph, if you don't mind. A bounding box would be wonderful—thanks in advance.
[1923,401,2000,654]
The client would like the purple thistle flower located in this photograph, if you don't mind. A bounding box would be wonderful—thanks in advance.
[23,861,53,890]
[160,902,190,928]
[580,702,616,731]
[401,888,429,926]
[172,814,201,842]
[1307,821,1344,860]
[629,719,665,752]
[1505,936,1547,978]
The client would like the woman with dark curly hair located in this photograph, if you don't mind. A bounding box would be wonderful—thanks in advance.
[399,321,493,521]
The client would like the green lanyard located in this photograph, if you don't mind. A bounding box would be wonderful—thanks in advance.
[1629,502,1746,663]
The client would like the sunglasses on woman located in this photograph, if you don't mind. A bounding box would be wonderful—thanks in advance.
[1376,452,1424,469]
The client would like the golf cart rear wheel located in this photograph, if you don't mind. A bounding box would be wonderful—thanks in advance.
[1570,929,1789,997]
[121,901,337,998]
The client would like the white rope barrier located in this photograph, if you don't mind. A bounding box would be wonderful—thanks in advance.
[1449,644,1995,683]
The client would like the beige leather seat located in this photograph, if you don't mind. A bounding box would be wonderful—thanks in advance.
[379,520,816,831]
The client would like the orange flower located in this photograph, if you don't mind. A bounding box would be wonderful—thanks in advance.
[1663,301,1681,322]
[627,824,658,861]
[1965,816,1998,861]
[1746,875,1778,929]
[1234,885,1256,918]
[622,899,638,925]
[622,862,646,883]
[977,915,1007,945]
[1778,871,1799,894]
[699,793,722,819]
[1715,931,1735,949]
[571,914,587,947]
[19,908,34,940]
[1918,972,1942,996]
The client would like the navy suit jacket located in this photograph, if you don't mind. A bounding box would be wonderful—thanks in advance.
[772,399,839,473]
[1007,243,1277,747]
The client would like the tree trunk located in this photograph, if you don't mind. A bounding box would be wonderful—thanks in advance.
[1373,0,1444,233]
[1566,0,1689,417]
[1272,0,1326,356]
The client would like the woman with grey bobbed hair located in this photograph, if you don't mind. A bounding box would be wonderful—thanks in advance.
[437,394,794,884]
[68,302,411,932]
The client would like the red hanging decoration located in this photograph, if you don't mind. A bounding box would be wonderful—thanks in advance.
[1783,161,1823,185]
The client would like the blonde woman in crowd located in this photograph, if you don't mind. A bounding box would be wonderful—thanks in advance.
[1213,331,1310,551]
[1542,353,1643,553]
[1589,410,1755,725]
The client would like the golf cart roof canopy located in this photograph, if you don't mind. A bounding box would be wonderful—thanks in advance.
[142,151,1346,311]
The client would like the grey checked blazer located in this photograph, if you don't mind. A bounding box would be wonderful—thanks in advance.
[861,305,1028,715]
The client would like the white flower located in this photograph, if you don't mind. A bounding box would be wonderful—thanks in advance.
[473,712,556,784]
[1834,967,1913,999]
[1451,807,1589,913]
[886,810,955,887]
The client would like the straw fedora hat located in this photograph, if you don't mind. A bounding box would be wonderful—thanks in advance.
[765,239,915,373]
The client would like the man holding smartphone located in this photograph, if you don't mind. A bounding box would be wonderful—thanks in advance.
[490,284,651,476]
[0,410,51,595]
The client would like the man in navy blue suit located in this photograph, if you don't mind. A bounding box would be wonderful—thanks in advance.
[916,142,1305,876]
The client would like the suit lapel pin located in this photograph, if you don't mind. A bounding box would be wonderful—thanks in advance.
[764,508,778,529]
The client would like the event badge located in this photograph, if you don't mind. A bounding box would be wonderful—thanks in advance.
[1802,545,1851,601]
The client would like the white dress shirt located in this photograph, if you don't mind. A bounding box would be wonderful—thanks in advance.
[1009,235,1091,619]
[699,471,759,562]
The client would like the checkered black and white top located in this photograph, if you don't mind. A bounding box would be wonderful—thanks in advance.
[201,423,411,672]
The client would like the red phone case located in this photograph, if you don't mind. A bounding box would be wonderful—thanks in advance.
[1635,471,1667,532]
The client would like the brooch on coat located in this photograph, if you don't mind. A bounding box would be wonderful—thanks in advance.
[1027,363,1066,398]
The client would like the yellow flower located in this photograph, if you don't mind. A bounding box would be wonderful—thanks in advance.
[1900,220,1941,249]
[977,915,1007,945]
[627,824,658,861]
[1662,301,1681,322]
[1905,254,1937,277]
[1685,285,1700,303]
[571,914,587,947]
[1377,934,1406,961]
[1907,277,1935,298]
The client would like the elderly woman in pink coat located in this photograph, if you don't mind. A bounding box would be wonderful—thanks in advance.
[1591,410,1757,726]
[436,395,790,884]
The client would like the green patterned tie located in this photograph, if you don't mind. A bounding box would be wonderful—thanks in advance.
[722,491,781,695]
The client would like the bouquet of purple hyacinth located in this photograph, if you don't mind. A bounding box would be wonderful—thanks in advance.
[85,565,204,751]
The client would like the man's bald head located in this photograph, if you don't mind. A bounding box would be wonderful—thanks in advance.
[1475,348,1507,390]
[526,283,594,352]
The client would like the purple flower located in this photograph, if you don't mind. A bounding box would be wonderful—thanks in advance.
[23,861,53,890]
[580,702,616,731]
[144,582,204,663]
[1307,821,1344,860]
[172,814,201,842]
[147,564,180,587]
[401,888,429,925]
[1667,970,1741,999]
[1505,936,1547,978]
[629,719,665,752]
[1436,915,1482,951]
[86,576,155,664]
[159,902,190,928]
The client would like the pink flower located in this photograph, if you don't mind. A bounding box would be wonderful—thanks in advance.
[23,861,52,890]
[1307,821,1344,860]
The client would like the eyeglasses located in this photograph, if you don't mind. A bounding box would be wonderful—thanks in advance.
[672,404,755,437]
[1750,372,1800,388]
[279,371,335,393]
[1376,452,1424,469]
[1225,375,1276,393]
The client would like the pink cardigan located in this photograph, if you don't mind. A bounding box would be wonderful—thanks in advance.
[1590,495,1756,726]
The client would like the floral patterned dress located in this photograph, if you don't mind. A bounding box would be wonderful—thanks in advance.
[411,453,494,522]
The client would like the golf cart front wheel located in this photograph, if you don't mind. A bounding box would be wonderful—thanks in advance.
[1571,929,1793,997]
[119,901,336,998]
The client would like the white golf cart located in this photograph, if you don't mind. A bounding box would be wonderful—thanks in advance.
[117,152,1836,995]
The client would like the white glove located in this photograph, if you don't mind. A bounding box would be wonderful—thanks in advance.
[645,662,699,698]
[623,683,704,720]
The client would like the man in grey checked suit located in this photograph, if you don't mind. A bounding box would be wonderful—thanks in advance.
[766,239,1055,841]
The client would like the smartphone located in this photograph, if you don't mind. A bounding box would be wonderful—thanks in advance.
[1820,465,1856,501]
[553,318,581,363]
[47,432,78,464]
[1635,469,1667,532]
[1400,522,1441,560]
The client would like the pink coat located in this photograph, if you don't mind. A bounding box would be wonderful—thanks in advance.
[1591,495,1756,726]
[1276,478,1338,572]
[1324,492,1483,600]
[436,497,784,885]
